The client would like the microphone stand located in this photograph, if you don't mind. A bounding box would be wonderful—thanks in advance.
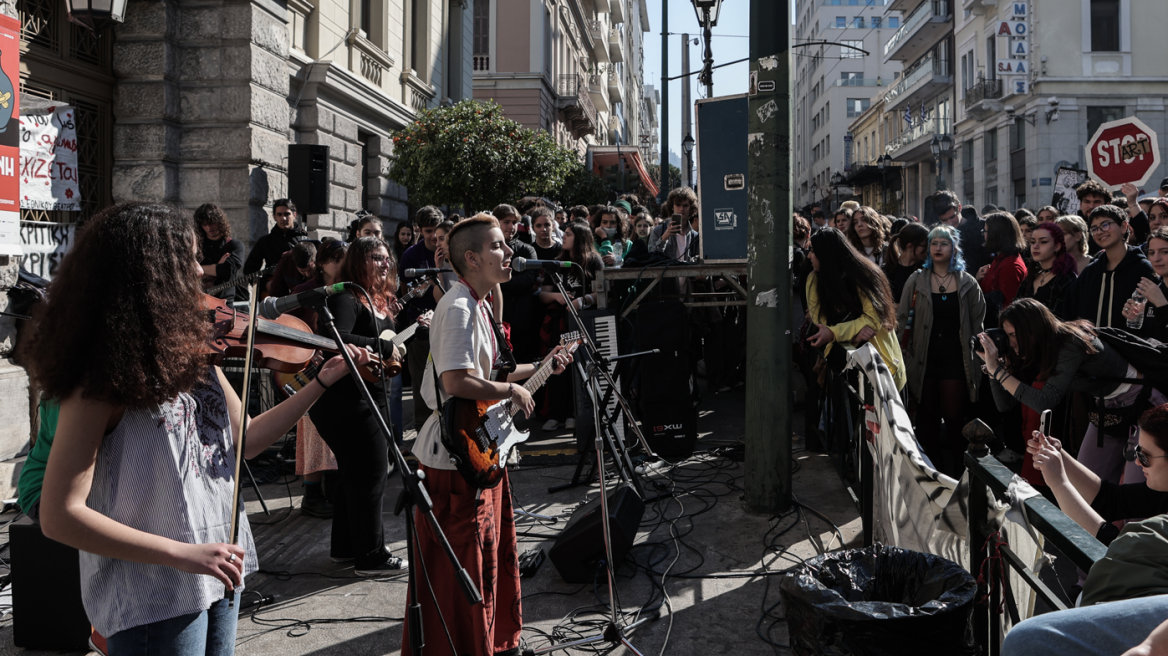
[312,297,482,656]
[524,267,660,656]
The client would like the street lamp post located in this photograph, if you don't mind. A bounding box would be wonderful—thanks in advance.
[930,133,953,191]
[878,153,892,212]
[66,0,128,32]
[830,171,845,212]
[691,0,723,98]
[682,134,695,189]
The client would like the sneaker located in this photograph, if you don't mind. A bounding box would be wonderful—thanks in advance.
[997,447,1023,464]
[88,629,108,656]
[564,418,576,430]
[300,492,334,519]
[541,419,560,431]
[355,555,408,576]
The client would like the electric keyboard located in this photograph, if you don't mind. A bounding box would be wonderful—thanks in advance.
[573,309,625,450]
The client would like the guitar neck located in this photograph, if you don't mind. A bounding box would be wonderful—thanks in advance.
[392,322,421,346]
[506,358,560,419]
[207,268,271,295]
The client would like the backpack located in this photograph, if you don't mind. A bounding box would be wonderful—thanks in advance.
[1091,327,1168,392]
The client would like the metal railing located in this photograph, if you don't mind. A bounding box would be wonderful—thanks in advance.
[885,117,951,154]
[884,0,949,58]
[833,77,886,87]
[885,54,949,104]
[965,77,1004,109]
[556,73,598,134]
[965,440,1107,655]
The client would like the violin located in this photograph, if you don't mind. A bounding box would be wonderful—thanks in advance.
[203,294,401,381]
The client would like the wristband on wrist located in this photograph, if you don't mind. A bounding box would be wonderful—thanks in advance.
[317,377,332,390]
[508,382,515,399]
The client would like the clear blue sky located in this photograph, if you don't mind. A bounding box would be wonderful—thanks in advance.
[641,0,793,164]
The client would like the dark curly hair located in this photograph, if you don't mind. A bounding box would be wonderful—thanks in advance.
[340,236,397,315]
[23,202,209,407]
[193,203,231,240]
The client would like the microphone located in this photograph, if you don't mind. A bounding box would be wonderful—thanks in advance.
[512,258,573,273]
[259,282,351,319]
[404,267,453,277]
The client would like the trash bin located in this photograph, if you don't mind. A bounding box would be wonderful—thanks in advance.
[779,544,978,656]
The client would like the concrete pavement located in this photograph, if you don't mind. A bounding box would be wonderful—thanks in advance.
[0,384,863,655]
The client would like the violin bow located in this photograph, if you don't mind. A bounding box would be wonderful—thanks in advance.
[225,281,261,608]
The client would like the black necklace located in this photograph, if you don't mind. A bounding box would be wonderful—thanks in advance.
[934,270,954,294]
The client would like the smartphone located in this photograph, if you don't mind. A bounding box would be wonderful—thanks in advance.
[1039,409,1052,441]
[671,213,684,231]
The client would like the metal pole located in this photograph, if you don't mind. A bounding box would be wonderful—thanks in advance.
[702,8,713,98]
[745,0,792,513]
[681,33,691,189]
[659,0,669,203]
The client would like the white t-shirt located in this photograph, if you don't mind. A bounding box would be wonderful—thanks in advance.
[415,280,497,470]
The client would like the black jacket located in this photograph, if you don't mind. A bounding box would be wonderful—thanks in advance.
[1017,270,1077,320]
[500,238,540,331]
[243,225,309,276]
[1067,246,1155,328]
[200,235,245,301]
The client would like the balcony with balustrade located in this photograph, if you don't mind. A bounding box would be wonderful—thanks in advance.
[587,20,610,63]
[883,54,952,112]
[607,69,624,103]
[588,72,610,112]
[556,74,598,138]
[610,0,625,24]
[963,77,1003,121]
[886,117,951,161]
[883,0,952,63]
[608,28,624,62]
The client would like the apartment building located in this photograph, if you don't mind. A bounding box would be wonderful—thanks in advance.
[472,0,655,182]
[878,0,955,219]
[793,0,903,211]
[953,0,1168,212]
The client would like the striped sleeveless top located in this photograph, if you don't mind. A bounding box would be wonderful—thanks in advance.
[80,369,257,637]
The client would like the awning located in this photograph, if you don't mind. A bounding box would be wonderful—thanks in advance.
[844,164,886,187]
[589,145,659,198]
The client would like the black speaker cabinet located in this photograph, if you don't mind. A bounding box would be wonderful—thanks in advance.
[288,144,330,215]
[10,516,91,650]
[549,483,645,583]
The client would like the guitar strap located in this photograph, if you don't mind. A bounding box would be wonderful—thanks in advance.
[486,310,518,382]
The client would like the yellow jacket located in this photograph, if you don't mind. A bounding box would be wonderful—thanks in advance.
[805,272,907,390]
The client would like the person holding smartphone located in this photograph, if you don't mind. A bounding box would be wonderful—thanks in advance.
[648,187,698,261]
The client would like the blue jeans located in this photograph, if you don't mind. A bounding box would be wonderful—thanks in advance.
[1002,594,1168,656]
[107,598,239,656]
[389,373,404,444]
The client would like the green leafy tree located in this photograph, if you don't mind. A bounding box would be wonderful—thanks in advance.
[642,163,683,202]
[389,100,578,212]
[554,164,612,208]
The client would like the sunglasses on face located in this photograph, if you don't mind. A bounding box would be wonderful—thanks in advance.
[1124,440,1168,468]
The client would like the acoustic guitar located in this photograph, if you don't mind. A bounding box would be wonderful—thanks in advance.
[442,332,583,489]
[272,310,432,398]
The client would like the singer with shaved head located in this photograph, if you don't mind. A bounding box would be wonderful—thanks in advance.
[403,214,571,656]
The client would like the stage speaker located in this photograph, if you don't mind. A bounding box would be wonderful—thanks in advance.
[288,144,330,215]
[635,301,698,457]
[549,483,645,583]
[10,516,91,650]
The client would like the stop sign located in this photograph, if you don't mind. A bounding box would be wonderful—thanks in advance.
[1086,116,1162,190]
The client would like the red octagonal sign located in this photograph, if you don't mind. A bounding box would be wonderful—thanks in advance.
[1086,116,1162,190]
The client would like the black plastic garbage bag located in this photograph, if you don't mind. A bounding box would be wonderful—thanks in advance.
[779,544,978,656]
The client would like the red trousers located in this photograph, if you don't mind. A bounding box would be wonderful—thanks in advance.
[402,466,523,656]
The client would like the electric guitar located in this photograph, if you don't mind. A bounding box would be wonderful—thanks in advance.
[205,266,276,296]
[273,311,433,398]
[442,332,583,489]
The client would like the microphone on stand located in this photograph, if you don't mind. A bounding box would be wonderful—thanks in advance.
[404,267,453,277]
[512,257,573,273]
[259,282,352,319]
